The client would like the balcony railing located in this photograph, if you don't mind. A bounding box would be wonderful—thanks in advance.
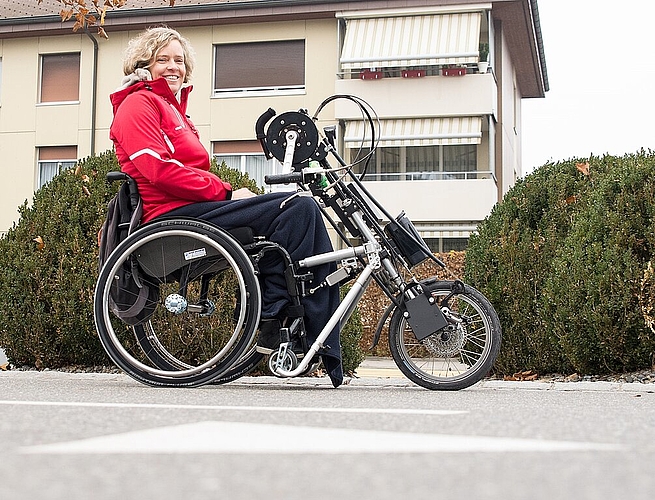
[360,170,497,182]
[339,65,491,80]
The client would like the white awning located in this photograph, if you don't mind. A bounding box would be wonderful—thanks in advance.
[340,13,482,70]
[344,117,482,147]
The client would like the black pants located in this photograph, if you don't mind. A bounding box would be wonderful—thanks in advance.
[164,192,343,387]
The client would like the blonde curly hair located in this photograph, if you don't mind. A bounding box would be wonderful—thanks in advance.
[122,26,195,83]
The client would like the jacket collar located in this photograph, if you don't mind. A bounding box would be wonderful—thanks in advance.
[110,77,193,116]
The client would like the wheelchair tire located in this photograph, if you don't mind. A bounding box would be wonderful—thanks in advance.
[209,348,265,385]
[94,218,261,387]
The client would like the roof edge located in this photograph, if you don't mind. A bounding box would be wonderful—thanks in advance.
[528,0,549,93]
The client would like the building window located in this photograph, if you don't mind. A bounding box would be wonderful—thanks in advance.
[424,237,469,253]
[37,146,77,189]
[214,40,305,96]
[213,141,278,189]
[351,144,478,181]
[215,154,276,189]
[40,53,80,104]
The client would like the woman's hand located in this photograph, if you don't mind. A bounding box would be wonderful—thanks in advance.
[231,187,258,200]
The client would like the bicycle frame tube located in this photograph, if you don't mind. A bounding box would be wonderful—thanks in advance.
[297,245,367,269]
[272,264,374,377]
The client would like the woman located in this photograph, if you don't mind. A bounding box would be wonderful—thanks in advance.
[110,27,343,387]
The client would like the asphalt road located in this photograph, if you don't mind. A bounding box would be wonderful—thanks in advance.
[1,369,654,500]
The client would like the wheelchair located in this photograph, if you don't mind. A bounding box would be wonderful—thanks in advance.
[94,185,314,388]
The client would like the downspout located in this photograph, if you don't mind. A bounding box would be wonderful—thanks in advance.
[85,29,99,155]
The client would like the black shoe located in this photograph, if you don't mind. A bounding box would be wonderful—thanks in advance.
[256,319,281,354]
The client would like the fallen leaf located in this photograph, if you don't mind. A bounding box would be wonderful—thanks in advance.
[505,370,539,381]
[576,162,590,176]
[565,195,577,205]
[81,174,90,183]
[82,186,91,196]
[0,364,7,371]
[33,235,45,250]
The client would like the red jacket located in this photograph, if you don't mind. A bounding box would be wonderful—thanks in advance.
[109,78,232,222]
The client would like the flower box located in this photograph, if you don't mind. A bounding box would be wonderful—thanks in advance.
[360,69,384,80]
[402,69,425,78]
[442,67,467,77]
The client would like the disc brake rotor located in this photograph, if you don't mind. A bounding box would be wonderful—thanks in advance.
[422,324,466,357]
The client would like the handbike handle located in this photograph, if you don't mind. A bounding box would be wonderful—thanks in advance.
[255,107,276,139]
[256,107,276,159]
[265,165,327,186]
[264,172,304,185]
[106,171,129,183]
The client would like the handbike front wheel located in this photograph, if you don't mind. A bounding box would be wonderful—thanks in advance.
[94,219,261,387]
[388,280,501,391]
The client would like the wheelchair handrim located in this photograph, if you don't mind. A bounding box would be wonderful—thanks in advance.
[98,229,253,378]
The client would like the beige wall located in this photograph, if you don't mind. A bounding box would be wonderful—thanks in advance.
[0,20,340,232]
[497,24,522,195]
[207,20,338,145]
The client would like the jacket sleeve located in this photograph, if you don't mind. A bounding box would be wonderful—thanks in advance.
[111,92,232,202]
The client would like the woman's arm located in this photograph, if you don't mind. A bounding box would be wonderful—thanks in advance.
[111,91,232,202]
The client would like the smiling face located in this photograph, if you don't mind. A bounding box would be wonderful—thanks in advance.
[149,39,187,95]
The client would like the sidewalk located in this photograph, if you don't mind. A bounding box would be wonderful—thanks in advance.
[1,355,654,393]
[351,357,655,393]
[354,357,405,378]
[0,347,7,370]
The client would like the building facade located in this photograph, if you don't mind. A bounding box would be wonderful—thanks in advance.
[0,0,548,249]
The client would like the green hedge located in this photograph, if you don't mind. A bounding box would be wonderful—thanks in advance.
[466,152,655,375]
[0,151,363,374]
[0,152,118,368]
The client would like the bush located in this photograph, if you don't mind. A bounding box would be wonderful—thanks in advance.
[0,151,119,368]
[0,152,366,375]
[640,262,655,339]
[340,287,365,374]
[466,152,655,375]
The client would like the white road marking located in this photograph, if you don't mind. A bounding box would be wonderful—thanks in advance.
[20,421,622,455]
[0,400,463,416]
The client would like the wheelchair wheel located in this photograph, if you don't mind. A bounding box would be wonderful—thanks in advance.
[94,219,261,387]
[388,280,501,391]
